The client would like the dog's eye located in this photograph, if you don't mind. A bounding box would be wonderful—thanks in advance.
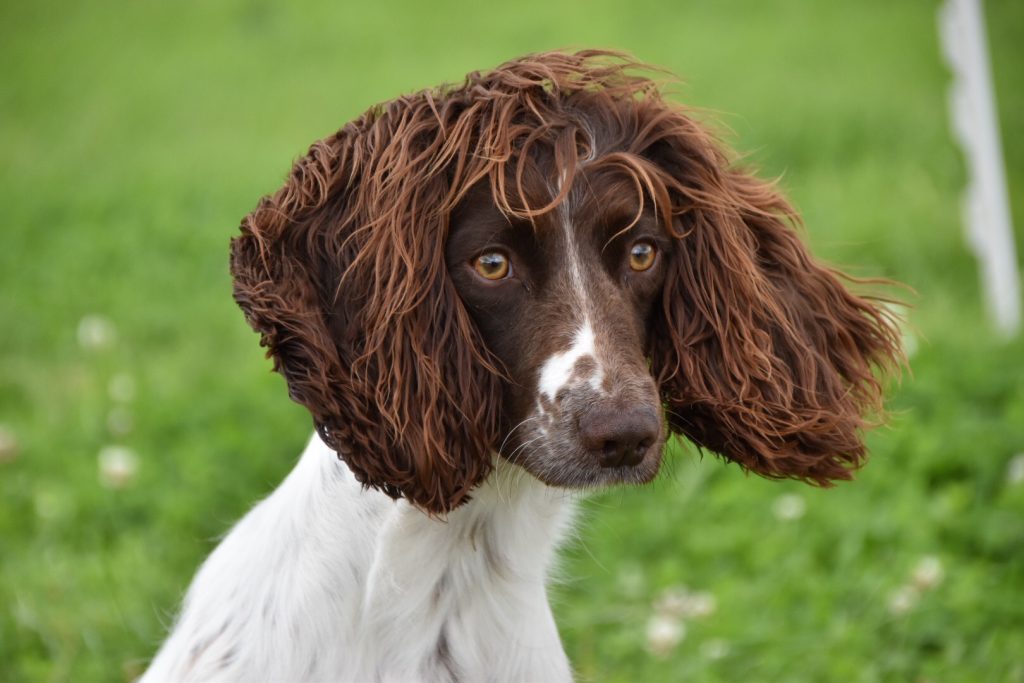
[628,241,656,272]
[473,251,511,280]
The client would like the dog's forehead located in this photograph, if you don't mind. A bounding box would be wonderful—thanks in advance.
[456,166,645,232]
[565,169,647,225]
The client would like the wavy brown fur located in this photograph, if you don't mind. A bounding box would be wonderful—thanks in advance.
[230,50,901,513]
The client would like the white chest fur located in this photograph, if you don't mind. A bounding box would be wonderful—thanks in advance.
[143,435,577,682]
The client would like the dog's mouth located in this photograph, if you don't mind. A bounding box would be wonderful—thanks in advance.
[499,399,667,490]
[501,434,666,490]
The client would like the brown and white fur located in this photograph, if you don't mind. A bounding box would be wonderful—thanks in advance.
[142,50,900,682]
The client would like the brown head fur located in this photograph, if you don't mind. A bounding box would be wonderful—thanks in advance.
[229,50,901,513]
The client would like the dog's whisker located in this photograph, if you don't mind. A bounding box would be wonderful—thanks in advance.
[497,415,542,457]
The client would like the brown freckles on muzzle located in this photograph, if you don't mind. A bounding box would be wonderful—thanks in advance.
[508,301,667,489]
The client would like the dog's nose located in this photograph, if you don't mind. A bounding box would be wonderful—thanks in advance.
[579,406,660,468]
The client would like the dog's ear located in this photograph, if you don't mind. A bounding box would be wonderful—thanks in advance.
[643,113,901,483]
[230,109,504,514]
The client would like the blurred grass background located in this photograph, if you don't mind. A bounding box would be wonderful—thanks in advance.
[2,0,1022,681]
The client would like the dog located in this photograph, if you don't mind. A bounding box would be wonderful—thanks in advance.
[142,50,900,682]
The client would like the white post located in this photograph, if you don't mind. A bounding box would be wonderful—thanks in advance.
[939,0,1021,336]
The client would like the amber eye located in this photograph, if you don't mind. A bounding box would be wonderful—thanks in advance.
[628,241,656,272]
[473,251,511,280]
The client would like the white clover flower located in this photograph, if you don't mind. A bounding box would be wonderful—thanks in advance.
[108,373,136,402]
[700,638,730,660]
[901,330,918,358]
[887,585,918,616]
[883,301,917,358]
[98,445,139,489]
[654,585,716,619]
[0,425,17,463]
[680,590,717,619]
[772,493,806,521]
[911,555,944,591]
[652,586,689,617]
[1007,453,1024,485]
[77,315,116,350]
[646,613,685,657]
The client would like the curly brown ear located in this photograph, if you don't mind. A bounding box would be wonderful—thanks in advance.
[645,115,902,483]
[230,110,503,514]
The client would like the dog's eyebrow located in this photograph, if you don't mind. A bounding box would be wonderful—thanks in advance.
[565,168,653,246]
[451,215,517,246]
[593,204,660,254]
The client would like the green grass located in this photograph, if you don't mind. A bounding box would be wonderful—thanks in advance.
[2,0,1022,680]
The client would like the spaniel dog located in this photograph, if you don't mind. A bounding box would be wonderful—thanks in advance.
[143,50,900,682]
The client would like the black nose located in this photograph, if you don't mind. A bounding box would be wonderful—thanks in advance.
[579,406,660,468]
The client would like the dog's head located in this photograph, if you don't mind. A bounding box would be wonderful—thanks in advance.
[230,50,901,513]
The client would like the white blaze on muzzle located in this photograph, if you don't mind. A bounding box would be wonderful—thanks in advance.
[536,184,609,405]
[537,320,606,402]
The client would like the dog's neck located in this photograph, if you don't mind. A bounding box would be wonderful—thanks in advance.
[305,435,578,678]
[302,434,577,575]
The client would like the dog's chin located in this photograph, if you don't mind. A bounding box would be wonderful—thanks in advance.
[502,440,666,491]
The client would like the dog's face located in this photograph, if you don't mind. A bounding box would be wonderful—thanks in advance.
[447,174,667,488]
[229,50,901,513]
